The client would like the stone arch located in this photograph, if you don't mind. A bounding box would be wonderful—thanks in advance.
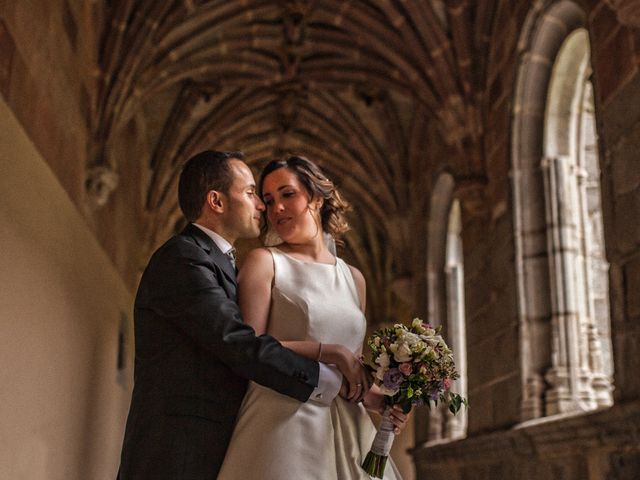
[416,172,468,443]
[512,0,613,421]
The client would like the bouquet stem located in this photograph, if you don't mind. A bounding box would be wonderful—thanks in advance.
[362,408,395,478]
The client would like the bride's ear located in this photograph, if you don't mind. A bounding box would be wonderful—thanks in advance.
[310,198,323,211]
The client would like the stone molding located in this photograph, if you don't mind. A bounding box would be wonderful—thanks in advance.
[413,401,640,471]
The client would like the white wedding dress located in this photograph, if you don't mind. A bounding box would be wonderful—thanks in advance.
[217,247,402,479]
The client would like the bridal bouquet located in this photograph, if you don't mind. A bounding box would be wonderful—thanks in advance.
[362,318,467,478]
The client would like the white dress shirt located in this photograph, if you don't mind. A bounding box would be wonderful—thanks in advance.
[191,223,342,405]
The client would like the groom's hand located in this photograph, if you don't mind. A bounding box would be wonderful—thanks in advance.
[330,346,373,403]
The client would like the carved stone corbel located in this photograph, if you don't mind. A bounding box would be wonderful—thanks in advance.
[86,165,119,209]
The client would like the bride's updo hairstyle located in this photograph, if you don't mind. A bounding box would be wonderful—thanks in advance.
[259,155,351,241]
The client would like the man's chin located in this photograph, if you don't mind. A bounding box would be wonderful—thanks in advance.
[242,226,261,239]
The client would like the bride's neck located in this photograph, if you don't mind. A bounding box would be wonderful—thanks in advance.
[282,234,330,261]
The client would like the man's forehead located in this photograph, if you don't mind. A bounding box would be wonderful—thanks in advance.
[229,159,256,184]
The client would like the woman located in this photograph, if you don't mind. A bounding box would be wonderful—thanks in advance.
[218,156,404,479]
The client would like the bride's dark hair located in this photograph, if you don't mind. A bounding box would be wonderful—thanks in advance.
[259,155,351,241]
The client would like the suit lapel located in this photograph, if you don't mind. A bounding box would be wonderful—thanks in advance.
[182,224,237,289]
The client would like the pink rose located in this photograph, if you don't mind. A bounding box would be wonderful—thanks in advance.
[399,362,412,376]
[443,378,451,390]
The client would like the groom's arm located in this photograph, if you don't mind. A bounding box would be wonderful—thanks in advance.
[236,247,344,405]
[137,239,332,403]
[313,364,342,403]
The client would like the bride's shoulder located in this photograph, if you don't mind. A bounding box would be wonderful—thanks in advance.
[243,247,273,265]
[238,248,275,282]
[345,263,367,311]
[346,263,365,287]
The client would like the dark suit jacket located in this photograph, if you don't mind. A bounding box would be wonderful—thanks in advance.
[118,224,319,479]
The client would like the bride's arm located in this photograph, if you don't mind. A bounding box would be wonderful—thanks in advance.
[238,248,371,400]
[346,263,410,432]
[237,248,273,336]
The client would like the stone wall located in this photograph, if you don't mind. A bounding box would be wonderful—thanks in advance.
[595,11,640,403]
[0,2,152,290]
[413,1,640,478]
[0,96,133,480]
[415,401,640,480]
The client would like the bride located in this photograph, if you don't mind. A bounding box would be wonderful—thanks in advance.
[217,155,405,479]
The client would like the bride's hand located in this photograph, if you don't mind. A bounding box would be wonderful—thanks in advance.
[321,344,372,403]
[363,387,411,435]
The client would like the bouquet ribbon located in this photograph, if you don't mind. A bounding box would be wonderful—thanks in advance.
[370,409,394,456]
[362,408,395,478]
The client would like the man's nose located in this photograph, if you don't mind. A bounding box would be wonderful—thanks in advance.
[255,197,266,211]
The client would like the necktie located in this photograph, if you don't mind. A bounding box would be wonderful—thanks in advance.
[226,248,237,270]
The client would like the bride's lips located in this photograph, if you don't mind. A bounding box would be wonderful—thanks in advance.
[276,216,291,226]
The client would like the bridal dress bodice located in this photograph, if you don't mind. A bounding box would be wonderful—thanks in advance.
[217,248,402,480]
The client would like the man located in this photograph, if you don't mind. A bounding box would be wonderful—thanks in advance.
[117,150,371,479]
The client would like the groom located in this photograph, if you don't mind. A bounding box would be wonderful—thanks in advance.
[117,150,366,479]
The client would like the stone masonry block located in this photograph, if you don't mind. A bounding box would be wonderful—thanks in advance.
[466,388,493,434]
[602,72,640,146]
[492,373,521,429]
[595,27,637,106]
[610,121,640,195]
[589,2,621,55]
[613,328,640,400]
[607,449,640,480]
[0,19,15,99]
[613,191,640,254]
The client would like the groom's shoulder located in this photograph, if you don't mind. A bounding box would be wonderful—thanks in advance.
[150,230,208,264]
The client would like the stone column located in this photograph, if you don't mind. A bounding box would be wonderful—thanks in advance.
[541,156,598,414]
[443,206,467,439]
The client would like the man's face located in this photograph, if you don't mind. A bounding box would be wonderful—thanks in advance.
[222,159,265,241]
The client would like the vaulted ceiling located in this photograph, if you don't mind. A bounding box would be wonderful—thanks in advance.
[92,0,499,321]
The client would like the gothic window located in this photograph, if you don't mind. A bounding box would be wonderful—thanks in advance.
[420,173,467,443]
[443,200,467,439]
[512,1,613,422]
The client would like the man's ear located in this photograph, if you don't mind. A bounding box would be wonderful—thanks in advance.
[206,190,225,213]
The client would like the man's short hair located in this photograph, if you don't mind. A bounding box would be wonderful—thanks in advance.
[178,150,244,222]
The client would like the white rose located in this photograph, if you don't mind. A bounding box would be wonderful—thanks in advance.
[411,340,426,353]
[390,342,413,362]
[412,318,427,334]
[378,384,400,396]
[376,351,391,368]
[401,331,422,346]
